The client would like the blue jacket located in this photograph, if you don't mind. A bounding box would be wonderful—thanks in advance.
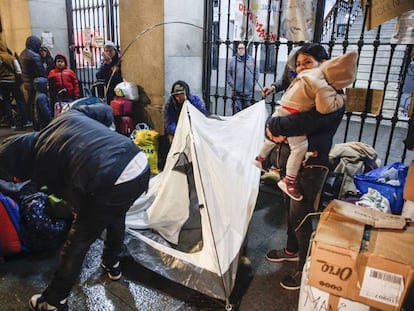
[164,95,206,136]
[227,53,259,95]
[19,36,47,91]
[33,77,53,130]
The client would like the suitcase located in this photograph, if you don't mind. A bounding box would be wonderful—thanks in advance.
[54,101,69,118]
[110,97,133,116]
[117,116,134,136]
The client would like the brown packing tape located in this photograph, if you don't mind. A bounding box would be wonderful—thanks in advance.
[329,200,408,230]
[327,293,340,310]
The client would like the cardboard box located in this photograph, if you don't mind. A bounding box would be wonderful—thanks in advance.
[308,200,414,311]
[404,160,414,202]
[299,259,372,311]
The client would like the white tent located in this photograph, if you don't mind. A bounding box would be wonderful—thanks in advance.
[125,100,267,302]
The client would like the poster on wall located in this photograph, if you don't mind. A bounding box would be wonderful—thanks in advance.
[41,31,54,49]
[361,0,414,31]
[233,0,280,42]
[280,0,316,42]
[233,0,316,43]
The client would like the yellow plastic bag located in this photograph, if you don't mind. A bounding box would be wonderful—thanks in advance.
[131,123,159,175]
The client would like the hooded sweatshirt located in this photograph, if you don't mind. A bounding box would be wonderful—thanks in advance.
[48,53,80,103]
[0,41,19,82]
[19,36,46,91]
[33,77,53,130]
[280,51,358,114]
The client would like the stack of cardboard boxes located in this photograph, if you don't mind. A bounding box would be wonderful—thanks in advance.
[299,160,414,311]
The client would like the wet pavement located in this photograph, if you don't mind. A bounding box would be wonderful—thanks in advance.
[1,126,413,311]
[0,125,300,310]
[0,177,302,311]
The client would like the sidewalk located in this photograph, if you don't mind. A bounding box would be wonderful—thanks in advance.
[0,183,301,311]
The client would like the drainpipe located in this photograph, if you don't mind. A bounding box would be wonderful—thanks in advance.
[203,0,213,109]
[313,0,326,42]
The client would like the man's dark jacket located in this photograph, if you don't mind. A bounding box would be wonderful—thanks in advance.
[0,104,141,200]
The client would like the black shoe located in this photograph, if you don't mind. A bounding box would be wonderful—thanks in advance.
[280,271,302,290]
[101,261,122,280]
[266,248,299,262]
[29,294,68,311]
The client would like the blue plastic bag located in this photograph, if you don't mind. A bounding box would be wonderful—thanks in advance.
[354,162,408,214]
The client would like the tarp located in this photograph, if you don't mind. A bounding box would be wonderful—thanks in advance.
[125,100,267,300]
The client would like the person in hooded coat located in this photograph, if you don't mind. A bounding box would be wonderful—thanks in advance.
[0,103,150,311]
[227,42,259,114]
[0,40,29,128]
[164,80,207,144]
[19,35,47,123]
[95,41,123,104]
[39,46,55,75]
[48,53,80,104]
[33,77,53,130]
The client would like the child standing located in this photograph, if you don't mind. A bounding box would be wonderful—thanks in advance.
[48,53,80,104]
[33,77,53,130]
[257,43,358,201]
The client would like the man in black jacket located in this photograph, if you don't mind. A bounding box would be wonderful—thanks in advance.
[19,35,47,123]
[264,107,345,290]
[0,104,150,311]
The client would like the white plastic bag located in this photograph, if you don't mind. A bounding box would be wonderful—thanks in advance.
[355,187,391,214]
[114,81,139,101]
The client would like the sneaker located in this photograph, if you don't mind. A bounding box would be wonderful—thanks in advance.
[23,121,33,128]
[101,261,122,280]
[280,271,302,290]
[277,177,303,201]
[266,248,299,262]
[254,156,268,172]
[29,294,68,311]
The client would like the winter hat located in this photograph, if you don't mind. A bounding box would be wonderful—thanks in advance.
[296,43,329,62]
[171,83,185,95]
[39,46,49,53]
[287,46,302,71]
[104,41,116,49]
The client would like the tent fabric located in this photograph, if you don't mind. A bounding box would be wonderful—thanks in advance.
[125,100,267,300]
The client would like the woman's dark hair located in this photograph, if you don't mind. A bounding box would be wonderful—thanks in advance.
[296,43,329,62]
[170,80,190,97]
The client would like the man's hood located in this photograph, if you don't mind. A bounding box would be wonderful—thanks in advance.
[25,36,42,53]
[34,77,49,93]
[0,132,37,181]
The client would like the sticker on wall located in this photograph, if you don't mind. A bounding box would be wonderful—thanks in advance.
[41,31,54,49]
[95,35,104,48]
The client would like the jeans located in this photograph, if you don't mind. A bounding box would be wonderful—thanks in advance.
[43,165,150,306]
[232,93,253,114]
[285,166,328,271]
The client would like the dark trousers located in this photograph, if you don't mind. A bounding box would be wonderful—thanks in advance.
[285,166,328,271]
[43,166,150,306]
[0,81,28,126]
[232,93,253,114]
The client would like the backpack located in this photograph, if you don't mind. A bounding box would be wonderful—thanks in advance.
[19,192,70,252]
[0,193,24,260]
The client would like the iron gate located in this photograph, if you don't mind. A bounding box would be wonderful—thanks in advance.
[65,0,120,95]
[65,0,413,164]
[203,0,413,165]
